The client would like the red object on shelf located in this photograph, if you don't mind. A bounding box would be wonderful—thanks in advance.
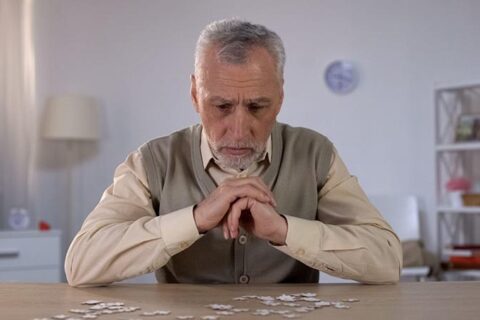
[38,220,51,231]
[452,244,480,250]
[446,177,471,192]
[449,256,480,268]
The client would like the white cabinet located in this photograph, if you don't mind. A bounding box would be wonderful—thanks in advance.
[0,230,61,282]
[435,83,480,280]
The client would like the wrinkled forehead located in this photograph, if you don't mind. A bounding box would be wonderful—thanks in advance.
[197,70,281,104]
[196,45,278,77]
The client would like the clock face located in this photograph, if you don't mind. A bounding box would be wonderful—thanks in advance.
[8,208,30,230]
[324,60,358,94]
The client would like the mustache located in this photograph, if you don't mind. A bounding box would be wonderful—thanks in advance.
[213,139,263,151]
[219,142,256,149]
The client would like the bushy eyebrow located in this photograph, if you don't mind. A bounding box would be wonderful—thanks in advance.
[208,96,235,105]
[244,97,272,105]
[207,96,272,105]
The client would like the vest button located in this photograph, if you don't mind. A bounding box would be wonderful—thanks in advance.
[239,274,250,284]
[238,234,248,245]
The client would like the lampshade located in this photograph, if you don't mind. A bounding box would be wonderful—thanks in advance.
[43,94,100,140]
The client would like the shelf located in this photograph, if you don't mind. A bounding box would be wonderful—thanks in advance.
[441,269,480,277]
[435,83,480,270]
[434,82,480,92]
[400,266,429,277]
[437,206,480,214]
[436,142,480,151]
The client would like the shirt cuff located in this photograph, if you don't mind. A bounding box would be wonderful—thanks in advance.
[273,215,344,275]
[273,214,320,258]
[158,205,202,257]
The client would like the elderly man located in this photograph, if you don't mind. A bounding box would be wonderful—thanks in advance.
[65,19,402,286]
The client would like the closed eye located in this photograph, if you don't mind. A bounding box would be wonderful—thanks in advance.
[216,103,233,112]
[248,103,268,113]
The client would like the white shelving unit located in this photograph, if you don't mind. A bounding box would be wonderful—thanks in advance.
[435,83,480,280]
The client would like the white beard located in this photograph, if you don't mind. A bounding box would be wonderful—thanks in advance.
[207,135,266,171]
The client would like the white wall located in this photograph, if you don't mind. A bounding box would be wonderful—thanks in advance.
[32,0,480,271]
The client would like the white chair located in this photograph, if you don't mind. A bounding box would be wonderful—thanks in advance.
[369,195,430,281]
[319,195,430,283]
[369,195,420,243]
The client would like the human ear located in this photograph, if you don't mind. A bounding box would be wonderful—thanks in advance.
[276,81,284,116]
[190,74,200,113]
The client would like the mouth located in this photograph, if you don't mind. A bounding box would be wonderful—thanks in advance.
[221,147,252,157]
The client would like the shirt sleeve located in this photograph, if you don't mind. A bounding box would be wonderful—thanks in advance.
[274,148,403,284]
[64,150,202,287]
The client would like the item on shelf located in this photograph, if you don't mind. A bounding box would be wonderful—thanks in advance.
[444,244,480,257]
[446,177,471,191]
[448,256,480,269]
[455,113,480,142]
[461,193,480,206]
[445,177,471,207]
[38,220,51,231]
[447,191,463,207]
[453,244,480,249]
[8,207,31,230]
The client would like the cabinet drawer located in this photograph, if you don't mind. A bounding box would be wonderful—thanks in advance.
[0,236,60,269]
[0,267,60,282]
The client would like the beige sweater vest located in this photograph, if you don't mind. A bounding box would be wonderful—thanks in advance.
[140,122,332,283]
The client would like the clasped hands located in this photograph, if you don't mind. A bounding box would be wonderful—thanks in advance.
[193,177,287,245]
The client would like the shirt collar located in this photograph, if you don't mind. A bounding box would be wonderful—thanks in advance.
[200,128,272,170]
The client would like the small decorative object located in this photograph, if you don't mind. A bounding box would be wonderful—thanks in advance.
[446,177,471,207]
[462,180,480,206]
[455,113,480,142]
[8,207,31,230]
[324,60,359,94]
[38,220,51,231]
[461,193,480,206]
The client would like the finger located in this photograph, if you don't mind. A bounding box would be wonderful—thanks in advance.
[224,180,274,206]
[226,185,273,207]
[193,180,271,233]
[250,177,276,205]
[225,177,277,206]
[228,203,239,239]
[239,177,275,204]
[222,217,229,240]
[228,198,250,238]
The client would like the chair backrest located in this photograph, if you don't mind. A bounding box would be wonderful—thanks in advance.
[368,195,420,241]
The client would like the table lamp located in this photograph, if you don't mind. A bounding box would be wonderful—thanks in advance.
[43,94,100,242]
[43,95,100,141]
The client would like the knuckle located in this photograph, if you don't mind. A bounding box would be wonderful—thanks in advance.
[219,179,231,187]
[217,184,230,195]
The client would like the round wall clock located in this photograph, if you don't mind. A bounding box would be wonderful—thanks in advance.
[324,60,359,94]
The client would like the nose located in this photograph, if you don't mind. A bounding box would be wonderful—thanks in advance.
[229,107,251,141]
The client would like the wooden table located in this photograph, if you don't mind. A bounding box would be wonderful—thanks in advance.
[1,281,479,319]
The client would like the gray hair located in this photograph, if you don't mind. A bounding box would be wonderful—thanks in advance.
[195,19,286,79]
